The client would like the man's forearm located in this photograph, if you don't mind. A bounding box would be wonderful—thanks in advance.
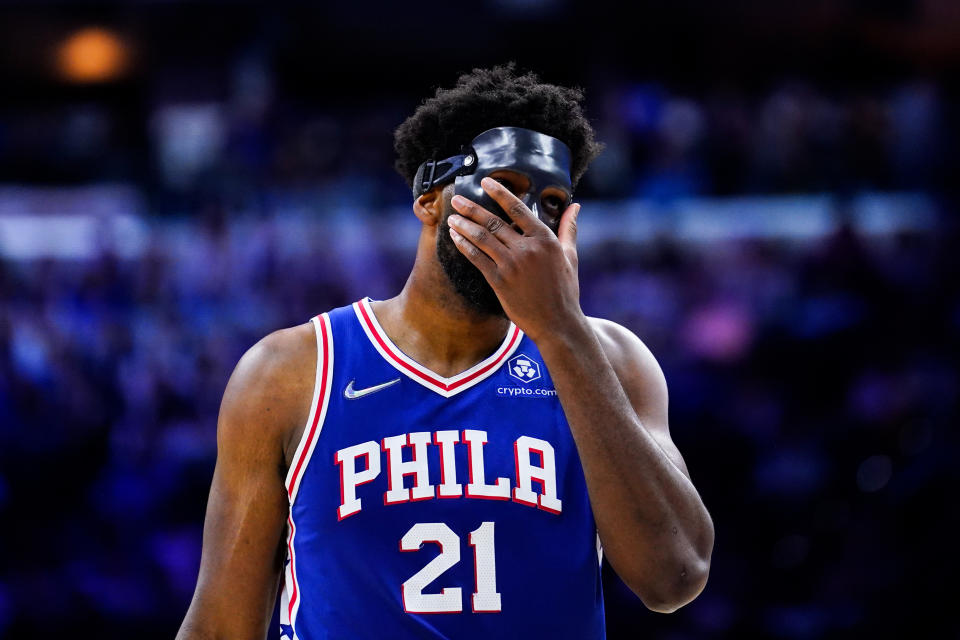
[535,315,713,611]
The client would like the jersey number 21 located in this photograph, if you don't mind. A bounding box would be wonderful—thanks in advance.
[400,521,501,614]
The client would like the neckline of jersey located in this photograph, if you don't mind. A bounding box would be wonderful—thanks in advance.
[352,297,523,398]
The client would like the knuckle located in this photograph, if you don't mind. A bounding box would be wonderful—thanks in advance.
[485,216,505,234]
[471,228,488,243]
[509,202,528,218]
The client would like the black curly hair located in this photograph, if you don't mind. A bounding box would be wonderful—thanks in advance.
[394,64,603,193]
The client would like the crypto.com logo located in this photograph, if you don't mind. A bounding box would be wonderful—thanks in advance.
[508,354,541,384]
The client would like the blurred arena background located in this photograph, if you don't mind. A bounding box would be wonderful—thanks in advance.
[0,1,957,638]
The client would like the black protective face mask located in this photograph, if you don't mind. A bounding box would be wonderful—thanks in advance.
[416,126,575,316]
[413,127,574,231]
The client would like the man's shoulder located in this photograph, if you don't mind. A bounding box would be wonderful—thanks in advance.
[585,316,665,386]
[246,322,319,374]
[586,316,652,357]
[219,322,320,450]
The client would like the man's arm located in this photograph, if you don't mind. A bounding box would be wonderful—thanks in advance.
[447,177,714,613]
[538,315,714,612]
[177,325,316,640]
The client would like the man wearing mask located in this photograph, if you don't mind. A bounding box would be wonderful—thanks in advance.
[177,64,714,640]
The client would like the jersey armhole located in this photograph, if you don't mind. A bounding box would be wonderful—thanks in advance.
[284,313,335,504]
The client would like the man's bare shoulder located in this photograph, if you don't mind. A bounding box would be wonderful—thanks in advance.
[219,322,319,457]
[586,316,670,426]
[238,322,318,383]
[586,316,662,376]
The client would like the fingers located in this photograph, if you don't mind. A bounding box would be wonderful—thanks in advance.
[557,203,581,250]
[479,177,548,236]
[557,202,581,267]
[451,194,520,247]
[447,213,510,265]
[448,227,499,283]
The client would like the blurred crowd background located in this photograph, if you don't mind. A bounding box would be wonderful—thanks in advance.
[0,1,957,638]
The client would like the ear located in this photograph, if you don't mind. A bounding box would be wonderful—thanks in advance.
[413,185,447,227]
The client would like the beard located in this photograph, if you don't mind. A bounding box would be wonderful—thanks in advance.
[436,202,506,318]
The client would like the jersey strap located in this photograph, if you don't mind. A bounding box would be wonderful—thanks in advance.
[281,312,335,633]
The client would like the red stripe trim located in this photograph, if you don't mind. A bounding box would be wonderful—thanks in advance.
[357,301,519,392]
[286,314,330,497]
[448,326,520,391]
[285,314,330,623]
[357,302,446,387]
[286,514,298,620]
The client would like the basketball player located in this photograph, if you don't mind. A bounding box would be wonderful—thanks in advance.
[177,65,714,639]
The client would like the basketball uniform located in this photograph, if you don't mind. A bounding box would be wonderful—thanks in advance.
[279,298,605,639]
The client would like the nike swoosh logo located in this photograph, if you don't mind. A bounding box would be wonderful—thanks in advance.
[343,377,401,400]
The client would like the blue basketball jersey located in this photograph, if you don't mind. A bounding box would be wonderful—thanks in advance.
[279,299,605,639]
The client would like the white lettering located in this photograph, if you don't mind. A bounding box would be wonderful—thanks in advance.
[513,436,562,514]
[463,429,511,500]
[335,441,381,519]
[433,430,463,498]
[333,431,562,518]
[383,432,434,504]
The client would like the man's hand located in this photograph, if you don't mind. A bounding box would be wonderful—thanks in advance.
[450,177,714,611]
[447,176,583,343]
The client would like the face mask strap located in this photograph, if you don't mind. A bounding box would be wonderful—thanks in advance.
[412,148,477,197]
